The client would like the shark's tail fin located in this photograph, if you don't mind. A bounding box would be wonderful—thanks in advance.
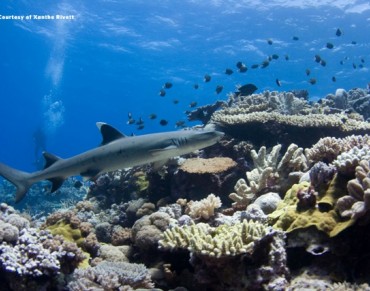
[0,162,32,203]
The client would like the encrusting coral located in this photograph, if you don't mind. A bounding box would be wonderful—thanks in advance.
[268,181,354,237]
[159,219,270,257]
[336,160,370,221]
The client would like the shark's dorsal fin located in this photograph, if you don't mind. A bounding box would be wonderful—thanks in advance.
[43,151,62,169]
[96,122,126,146]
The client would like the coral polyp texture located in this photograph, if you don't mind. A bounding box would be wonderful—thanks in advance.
[159,220,271,257]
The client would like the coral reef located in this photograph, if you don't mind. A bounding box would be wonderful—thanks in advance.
[305,134,370,164]
[333,145,370,175]
[179,157,236,174]
[132,212,174,250]
[269,181,354,237]
[185,193,222,220]
[211,91,370,147]
[229,143,308,208]
[336,160,370,221]
[68,261,154,290]
[159,220,270,257]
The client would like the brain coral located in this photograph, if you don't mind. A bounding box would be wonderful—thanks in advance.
[159,220,270,257]
[179,157,237,174]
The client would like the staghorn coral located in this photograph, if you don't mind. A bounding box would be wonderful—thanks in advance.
[68,261,154,290]
[159,220,270,257]
[305,134,370,164]
[229,143,308,208]
[336,160,370,220]
[186,193,222,220]
[179,157,237,174]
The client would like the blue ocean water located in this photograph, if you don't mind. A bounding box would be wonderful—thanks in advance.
[0,0,369,172]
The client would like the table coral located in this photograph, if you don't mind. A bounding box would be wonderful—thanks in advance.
[179,157,237,174]
[211,108,370,148]
[159,220,270,257]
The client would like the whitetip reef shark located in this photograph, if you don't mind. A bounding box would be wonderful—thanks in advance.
[0,122,224,203]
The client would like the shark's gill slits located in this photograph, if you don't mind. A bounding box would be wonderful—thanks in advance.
[171,137,188,147]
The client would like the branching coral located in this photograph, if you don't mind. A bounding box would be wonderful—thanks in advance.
[333,146,370,175]
[186,193,222,220]
[159,220,270,257]
[305,134,370,164]
[229,144,308,208]
[336,160,370,220]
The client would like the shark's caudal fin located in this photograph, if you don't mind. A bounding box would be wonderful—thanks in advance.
[0,162,32,203]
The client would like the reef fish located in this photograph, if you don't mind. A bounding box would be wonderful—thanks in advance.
[236,83,258,96]
[0,123,224,202]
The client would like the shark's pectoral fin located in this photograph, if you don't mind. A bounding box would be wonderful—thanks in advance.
[81,169,101,181]
[96,122,127,146]
[48,177,65,193]
[43,152,62,169]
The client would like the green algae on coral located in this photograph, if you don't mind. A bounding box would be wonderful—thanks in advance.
[159,220,270,257]
[268,180,355,237]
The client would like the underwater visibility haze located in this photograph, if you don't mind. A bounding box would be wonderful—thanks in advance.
[0,1,370,290]
[0,0,369,170]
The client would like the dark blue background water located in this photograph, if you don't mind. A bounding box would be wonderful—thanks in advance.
[1,0,369,171]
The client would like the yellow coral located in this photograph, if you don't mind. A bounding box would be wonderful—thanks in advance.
[47,221,84,246]
[159,220,270,257]
[268,181,355,237]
